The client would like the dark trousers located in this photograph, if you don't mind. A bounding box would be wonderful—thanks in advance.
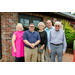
[15,57,25,62]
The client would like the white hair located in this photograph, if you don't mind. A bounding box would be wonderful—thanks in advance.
[38,22,45,28]
[54,21,61,26]
[16,23,23,31]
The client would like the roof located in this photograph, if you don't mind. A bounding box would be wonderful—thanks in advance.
[54,12,75,19]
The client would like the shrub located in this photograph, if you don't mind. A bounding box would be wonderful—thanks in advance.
[62,20,75,48]
[34,27,39,31]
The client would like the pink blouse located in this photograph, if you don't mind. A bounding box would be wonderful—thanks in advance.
[12,31,24,57]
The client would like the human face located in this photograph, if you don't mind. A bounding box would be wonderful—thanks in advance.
[29,24,35,32]
[54,24,61,31]
[46,20,52,29]
[38,23,44,30]
[17,25,23,31]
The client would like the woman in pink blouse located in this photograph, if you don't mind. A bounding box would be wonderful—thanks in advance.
[12,23,24,62]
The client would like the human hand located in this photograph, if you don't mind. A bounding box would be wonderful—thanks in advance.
[63,51,65,55]
[49,49,51,53]
[14,48,16,53]
[40,46,44,50]
[30,43,35,48]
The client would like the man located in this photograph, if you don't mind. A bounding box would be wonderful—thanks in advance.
[44,20,54,62]
[48,21,67,62]
[23,23,40,62]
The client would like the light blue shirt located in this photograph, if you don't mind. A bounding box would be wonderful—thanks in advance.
[48,28,67,51]
[44,26,54,46]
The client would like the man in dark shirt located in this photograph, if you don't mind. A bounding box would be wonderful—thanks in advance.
[23,23,40,62]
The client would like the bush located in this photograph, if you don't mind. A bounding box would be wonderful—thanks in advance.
[23,26,29,31]
[63,20,75,48]
[34,27,39,31]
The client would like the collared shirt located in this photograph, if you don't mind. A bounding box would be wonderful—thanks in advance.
[48,28,67,51]
[44,26,54,46]
[23,30,40,48]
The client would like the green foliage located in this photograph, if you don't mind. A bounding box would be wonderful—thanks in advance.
[63,20,75,48]
[34,27,39,31]
[23,26,29,31]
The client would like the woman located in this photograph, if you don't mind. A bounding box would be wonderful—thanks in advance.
[12,23,24,62]
[37,22,47,62]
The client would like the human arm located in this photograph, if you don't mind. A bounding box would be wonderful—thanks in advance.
[12,34,16,53]
[33,32,40,48]
[34,40,40,46]
[40,44,45,50]
[23,32,33,48]
[63,32,67,55]
[23,40,40,48]
[23,40,35,48]
[48,31,51,53]
[23,40,32,47]
[31,40,40,48]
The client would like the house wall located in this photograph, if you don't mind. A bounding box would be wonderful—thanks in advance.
[0,12,73,62]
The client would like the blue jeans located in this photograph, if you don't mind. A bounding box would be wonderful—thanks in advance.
[50,44,63,62]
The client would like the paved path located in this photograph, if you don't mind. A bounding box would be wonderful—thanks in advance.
[56,53,73,62]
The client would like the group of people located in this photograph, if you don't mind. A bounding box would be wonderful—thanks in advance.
[12,20,67,62]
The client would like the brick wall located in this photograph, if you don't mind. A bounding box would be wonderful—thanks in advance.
[1,12,18,62]
[0,12,72,62]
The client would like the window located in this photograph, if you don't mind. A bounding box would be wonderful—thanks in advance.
[0,16,2,59]
[33,20,40,27]
[18,13,42,31]
[20,19,29,27]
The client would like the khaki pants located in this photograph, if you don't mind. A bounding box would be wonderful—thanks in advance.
[24,47,38,62]
[37,50,45,62]
[44,46,51,62]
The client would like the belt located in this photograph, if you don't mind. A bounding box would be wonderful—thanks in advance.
[51,43,63,46]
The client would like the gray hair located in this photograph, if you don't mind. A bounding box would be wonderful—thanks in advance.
[16,23,23,31]
[38,22,45,28]
[54,21,61,26]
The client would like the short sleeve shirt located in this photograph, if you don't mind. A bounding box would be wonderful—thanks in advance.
[23,30,40,48]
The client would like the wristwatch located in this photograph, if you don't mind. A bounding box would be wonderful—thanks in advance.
[35,43,36,46]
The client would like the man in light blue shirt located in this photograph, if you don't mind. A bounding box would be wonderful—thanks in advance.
[44,20,54,62]
[45,27,54,46]
[48,21,67,62]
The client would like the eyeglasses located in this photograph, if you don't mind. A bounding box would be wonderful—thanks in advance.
[55,25,60,27]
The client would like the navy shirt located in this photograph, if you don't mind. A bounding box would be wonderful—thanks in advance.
[23,30,40,48]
